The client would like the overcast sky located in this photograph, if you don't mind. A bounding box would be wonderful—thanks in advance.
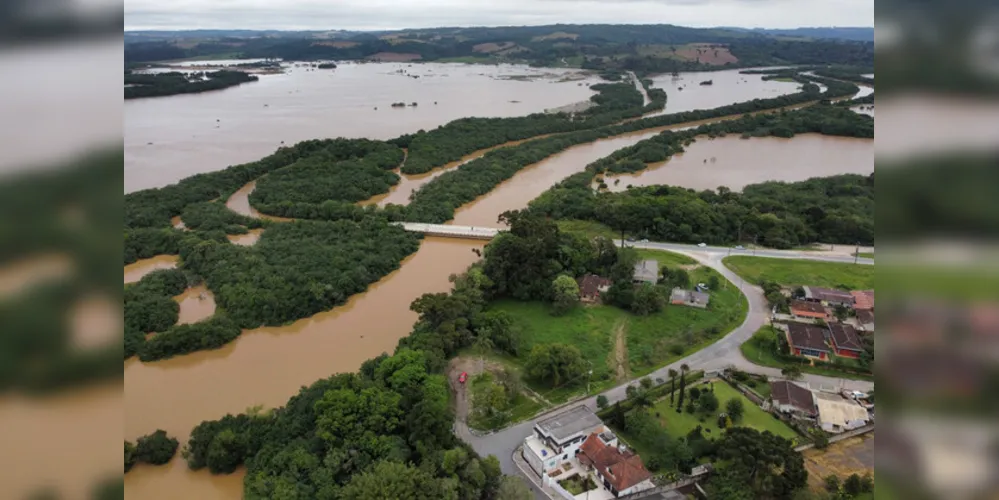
[124,0,874,31]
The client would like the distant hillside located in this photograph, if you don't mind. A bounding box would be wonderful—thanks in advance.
[125,24,874,72]
[718,27,875,42]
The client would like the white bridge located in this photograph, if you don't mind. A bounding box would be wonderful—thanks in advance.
[394,222,503,240]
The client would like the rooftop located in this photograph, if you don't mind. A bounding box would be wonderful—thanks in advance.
[633,259,659,283]
[579,432,651,492]
[578,274,613,297]
[851,290,875,310]
[829,323,863,351]
[786,322,830,352]
[813,391,869,428]
[770,380,816,413]
[525,434,555,460]
[856,309,875,325]
[790,300,826,316]
[804,286,854,304]
[536,405,604,442]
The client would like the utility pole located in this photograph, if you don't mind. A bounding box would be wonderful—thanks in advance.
[854,241,860,264]
[753,235,759,256]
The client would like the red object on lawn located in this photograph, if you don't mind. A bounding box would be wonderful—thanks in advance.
[458,372,468,384]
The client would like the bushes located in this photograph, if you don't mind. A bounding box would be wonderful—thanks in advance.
[125,430,180,472]
[138,315,242,362]
[124,268,190,359]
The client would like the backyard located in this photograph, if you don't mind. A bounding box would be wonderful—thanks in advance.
[488,249,747,403]
[723,256,874,290]
[558,474,598,496]
[650,380,799,442]
[741,326,874,381]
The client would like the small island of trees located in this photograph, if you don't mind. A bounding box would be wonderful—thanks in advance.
[124,70,258,99]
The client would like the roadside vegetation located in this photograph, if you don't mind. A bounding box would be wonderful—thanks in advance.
[723,256,875,290]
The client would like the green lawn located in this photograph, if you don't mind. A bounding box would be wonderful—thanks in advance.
[723,256,875,290]
[650,381,799,442]
[856,252,874,259]
[555,219,620,240]
[467,371,543,431]
[489,257,747,403]
[740,326,874,381]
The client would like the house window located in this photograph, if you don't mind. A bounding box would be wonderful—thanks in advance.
[800,348,825,357]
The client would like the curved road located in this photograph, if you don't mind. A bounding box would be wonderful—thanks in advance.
[457,242,874,483]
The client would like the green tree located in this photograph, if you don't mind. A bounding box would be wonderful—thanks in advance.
[134,430,179,465]
[843,474,863,497]
[125,441,137,472]
[725,398,745,422]
[708,275,720,290]
[689,387,701,400]
[551,274,580,315]
[640,377,654,390]
[340,460,447,500]
[597,395,609,409]
[525,343,588,388]
[781,365,803,381]
[714,427,808,499]
[824,475,841,493]
[496,476,533,500]
[668,368,678,406]
[699,390,719,413]
[631,284,665,315]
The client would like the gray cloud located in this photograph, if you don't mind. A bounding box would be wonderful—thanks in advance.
[124,0,873,31]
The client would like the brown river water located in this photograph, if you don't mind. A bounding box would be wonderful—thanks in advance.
[125,62,602,193]
[123,67,872,498]
[124,254,179,284]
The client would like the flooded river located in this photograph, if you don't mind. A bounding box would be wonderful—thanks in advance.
[647,67,801,115]
[601,134,873,192]
[125,62,601,193]
[124,65,876,498]
[174,285,217,325]
[124,255,179,284]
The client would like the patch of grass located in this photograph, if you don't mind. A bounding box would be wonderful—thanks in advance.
[627,265,748,376]
[723,256,875,290]
[856,252,874,259]
[650,381,798,442]
[467,371,543,431]
[740,327,874,381]
[555,219,619,240]
[558,475,597,495]
[634,247,698,267]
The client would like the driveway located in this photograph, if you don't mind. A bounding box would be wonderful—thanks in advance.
[458,241,874,478]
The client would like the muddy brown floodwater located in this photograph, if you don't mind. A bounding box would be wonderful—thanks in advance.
[124,255,179,284]
[602,134,874,192]
[226,228,264,246]
[125,62,601,193]
[124,68,876,499]
[647,67,801,115]
[174,285,217,325]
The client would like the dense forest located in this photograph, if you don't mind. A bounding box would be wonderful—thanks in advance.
[124,268,188,359]
[125,24,874,73]
[528,104,874,248]
[402,74,860,224]
[124,70,258,99]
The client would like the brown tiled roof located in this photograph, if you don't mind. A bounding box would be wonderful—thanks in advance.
[579,433,651,492]
[805,286,854,304]
[851,290,874,310]
[770,380,816,413]
[856,309,874,325]
[786,322,830,352]
[578,274,612,298]
[790,300,827,317]
[829,323,863,351]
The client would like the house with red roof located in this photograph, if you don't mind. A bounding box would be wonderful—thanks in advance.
[851,290,874,311]
[577,431,654,497]
[786,322,831,360]
[828,323,864,358]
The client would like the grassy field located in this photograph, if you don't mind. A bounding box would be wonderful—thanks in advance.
[803,433,874,491]
[856,252,874,259]
[467,371,543,431]
[741,327,874,381]
[723,256,875,290]
[650,381,799,441]
[489,250,746,403]
[555,219,620,240]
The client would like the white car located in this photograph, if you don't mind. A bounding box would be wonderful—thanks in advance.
[735,245,745,250]
[697,242,707,248]
[640,238,649,243]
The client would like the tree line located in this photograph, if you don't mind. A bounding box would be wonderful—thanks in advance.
[528,104,873,248]
[391,82,665,176]
[124,268,189,359]
[124,70,258,99]
[403,74,860,225]
[125,430,179,472]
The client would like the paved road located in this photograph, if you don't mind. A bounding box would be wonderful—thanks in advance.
[457,242,874,479]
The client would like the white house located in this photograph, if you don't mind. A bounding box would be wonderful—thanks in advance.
[813,391,870,433]
[522,405,605,476]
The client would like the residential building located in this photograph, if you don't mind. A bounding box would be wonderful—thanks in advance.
[828,323,864,358]
[670,288,710,308]
[632,259,659,285]
[802,286,855,307]
[813,391,870,433]
[522,406,604,476]
[577,274,612,304]
[786,322,831,360]
[770,380,817,417]
[790,300,828,322]
[851,290,875,311]
[578,431,654,497]
[855,309,875,333]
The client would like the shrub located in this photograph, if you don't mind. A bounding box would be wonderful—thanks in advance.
[135,429,179,465]
[596,395,609,409]
[824,475,841,493]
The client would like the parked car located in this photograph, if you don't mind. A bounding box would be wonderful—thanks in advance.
[734,245,745,250]
[640,238,649,243]
[458,372,468,384]
[697,242,707,248]
[626,237,636,242]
